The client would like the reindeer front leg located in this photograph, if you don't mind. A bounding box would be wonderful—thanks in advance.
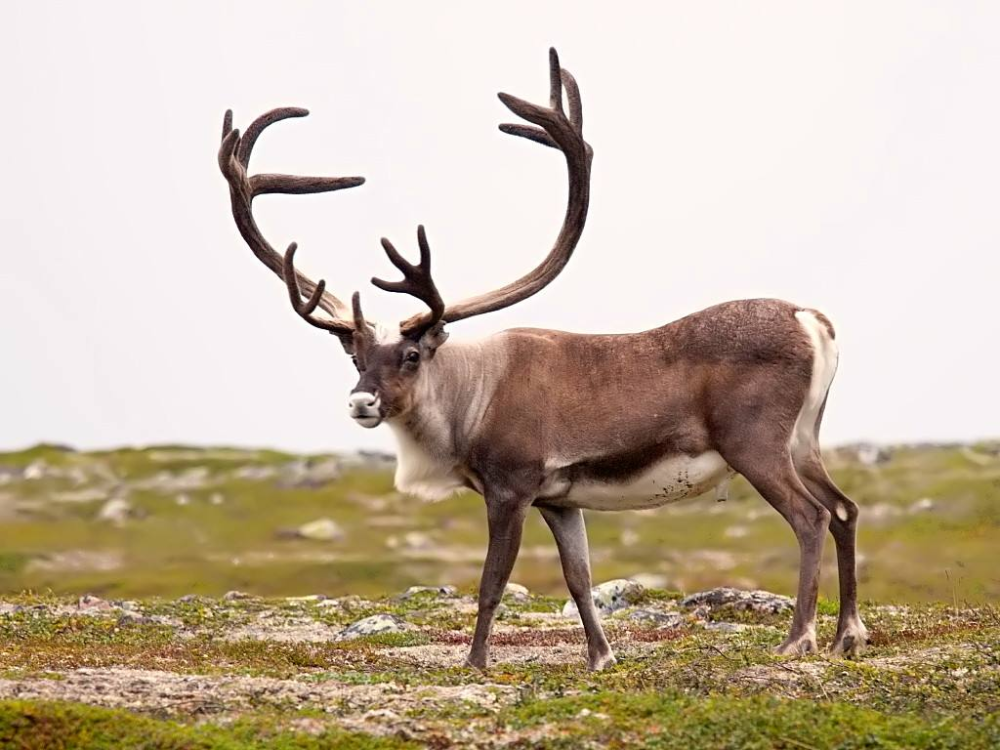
[466,491,531,670]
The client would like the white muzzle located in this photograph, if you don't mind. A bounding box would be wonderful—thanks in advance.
[349,391,382,428]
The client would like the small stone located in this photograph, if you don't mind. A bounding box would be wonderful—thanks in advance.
[223,590,251,601]
[362,708,400,722]
[285,594,328,603]
[77,594,111,611]
[175,494,190,506]
[504,582,530,602]
[619,529,640,546]
[399,585,456,600]
[909,497,935,514]
[402,531,433,550]
[209,493,225,506]
[338,614,409,640]
[293,518,345,542]
[562,579,645,618]
[96,497,133,525]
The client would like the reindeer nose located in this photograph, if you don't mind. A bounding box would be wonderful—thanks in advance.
[349,392,378,410]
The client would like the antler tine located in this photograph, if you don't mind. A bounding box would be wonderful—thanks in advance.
[548,47,564,115]
[373,225,445,337]
[404,47,591,328]
[219,108,366,337]
[561,69,583,134]
[282,243,355,335]
[238,107,308,168]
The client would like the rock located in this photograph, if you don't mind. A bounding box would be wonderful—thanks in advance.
[293,518,345,542]
[233,465,277,481]
[396,531,433,551]
[223,590,252,601]
[628,573,670,591]
[338,614,409,640]
[77,594,112,611]
[680,587,793,615]
[96,497,133,525]
[399,585,456,600]
[855,443,892,466]
[135,467,211,492]
[277,458,341,489]
[504,583,530,602]
[724,525,749,539]
[23,460,49,480]
[628,609,683,628]
[285,594,328,603]
[909,497,935,514]
[704,621,749,633]
[209,493,225,506]
[619,529,640,546]
[562,579,645,618]
[117,612,155,627]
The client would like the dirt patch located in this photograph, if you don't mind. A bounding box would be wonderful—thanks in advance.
[0,667,517,717]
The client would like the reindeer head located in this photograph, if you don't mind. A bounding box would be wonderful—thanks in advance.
[218,49,592,430]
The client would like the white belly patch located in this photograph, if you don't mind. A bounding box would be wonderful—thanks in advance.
[544,451,734,511]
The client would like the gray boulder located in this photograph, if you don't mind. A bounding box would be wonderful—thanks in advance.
[338,614,409,640]
[680,587,793,614]
[562,578,645,618]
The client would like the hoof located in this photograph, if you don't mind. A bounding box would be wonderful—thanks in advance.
[588,651,617,672]
[464,654,488,671]
[831,629,869,659]
[775,635,818,656]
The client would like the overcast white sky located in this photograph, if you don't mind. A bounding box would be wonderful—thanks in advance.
[1,2,998,454]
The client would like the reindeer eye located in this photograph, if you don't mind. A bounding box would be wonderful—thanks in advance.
[404,350,420,365]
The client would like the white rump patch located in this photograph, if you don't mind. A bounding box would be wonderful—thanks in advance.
[790,310,839,458]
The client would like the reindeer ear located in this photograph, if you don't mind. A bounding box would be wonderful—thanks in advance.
[336,334,356,355]
[419,323,449,357]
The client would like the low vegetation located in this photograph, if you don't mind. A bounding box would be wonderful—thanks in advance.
[0,590,997,748]
[0,442,997,602]
[0,441,996,746]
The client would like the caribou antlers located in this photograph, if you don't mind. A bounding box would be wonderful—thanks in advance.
[389,47,593,335]
[372,226,446,339]
[218,107,365,340]
[220,48,592,342]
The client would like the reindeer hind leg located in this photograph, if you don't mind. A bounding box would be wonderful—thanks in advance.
[793,446,868,656]
[721,442,831,655]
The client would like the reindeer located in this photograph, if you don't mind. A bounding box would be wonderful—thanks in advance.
[218,49,867,670]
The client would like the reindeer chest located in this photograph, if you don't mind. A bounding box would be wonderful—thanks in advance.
[539,451,734,511]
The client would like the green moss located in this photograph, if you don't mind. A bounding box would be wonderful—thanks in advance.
[0,700,417,749]
[507,691,1000,749]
